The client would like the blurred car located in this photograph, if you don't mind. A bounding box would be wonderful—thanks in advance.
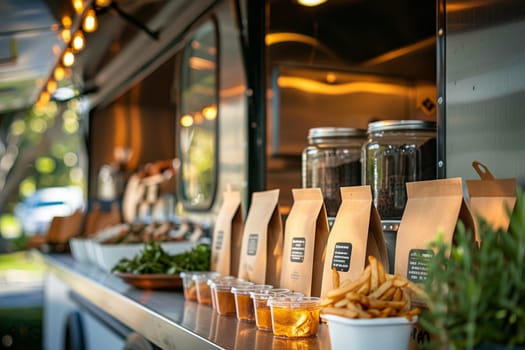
[14,186,85,236]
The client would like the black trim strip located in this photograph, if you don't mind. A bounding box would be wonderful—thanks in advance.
[245,0,266,200]
[436,0,446,179]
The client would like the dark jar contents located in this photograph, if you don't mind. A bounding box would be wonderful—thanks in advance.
[362,120,437,219]
[302,127,366,217]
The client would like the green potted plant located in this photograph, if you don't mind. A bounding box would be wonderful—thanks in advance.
[420,189,525,349]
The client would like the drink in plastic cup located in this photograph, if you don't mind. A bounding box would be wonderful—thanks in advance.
[232,284,272,322]
[268,296,321,338]
[215,280,253,316]
[194,272,220,305]
[179,271,200,301]
[250,288,291,331]
[209,276,242,310]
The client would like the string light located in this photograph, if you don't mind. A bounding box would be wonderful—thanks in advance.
[50,1,150,105]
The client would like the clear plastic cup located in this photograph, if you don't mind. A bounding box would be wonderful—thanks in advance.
[209,275,238,310]
[194,272,220,305]
[232,284,272,322]
[215,280,253,316]
[180,271,202,301]
[250,288,291,331]
[268,296,321,338]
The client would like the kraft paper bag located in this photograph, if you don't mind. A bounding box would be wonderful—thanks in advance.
[320,186,389,298]
[395,178,476,285]
[238,189,283,286]
[211,191,244,276]
[394,178,476,350]
[280,188,329,297]
[466,161,517,236]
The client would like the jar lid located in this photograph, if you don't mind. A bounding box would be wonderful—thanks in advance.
[367,120,436,133]
[308,127,366,140]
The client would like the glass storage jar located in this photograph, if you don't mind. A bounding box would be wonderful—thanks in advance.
[362,120,436,219]
[302,127,366,217]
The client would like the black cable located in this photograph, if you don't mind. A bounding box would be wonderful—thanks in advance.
[104,1,160,41]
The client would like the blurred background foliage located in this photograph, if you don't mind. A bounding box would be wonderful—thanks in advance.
[0,100,87,250]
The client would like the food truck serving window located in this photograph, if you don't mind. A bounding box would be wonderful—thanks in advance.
[178,19,218,210]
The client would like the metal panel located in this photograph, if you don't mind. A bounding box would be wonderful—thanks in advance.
[41,253,333,349]
[444,0,525,184]
[43,255,221,350]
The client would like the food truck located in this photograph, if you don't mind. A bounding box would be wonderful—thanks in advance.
[1,0,524,348]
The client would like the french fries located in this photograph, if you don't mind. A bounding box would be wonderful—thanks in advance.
[321,256,423,321]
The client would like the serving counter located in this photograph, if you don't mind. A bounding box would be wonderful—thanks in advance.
[40,253,331,349]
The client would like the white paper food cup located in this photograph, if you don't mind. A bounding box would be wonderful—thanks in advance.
[323,314,417,350]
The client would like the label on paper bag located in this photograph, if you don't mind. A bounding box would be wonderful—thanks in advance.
[215,230,224,250]
[407,249,434,283]
[291,237,306,263]
[247,234,258,256]
[331,242,352,272]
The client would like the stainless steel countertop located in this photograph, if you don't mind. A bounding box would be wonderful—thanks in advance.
[41,253,331,349]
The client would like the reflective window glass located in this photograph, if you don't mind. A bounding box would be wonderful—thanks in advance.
[179,20,218,209]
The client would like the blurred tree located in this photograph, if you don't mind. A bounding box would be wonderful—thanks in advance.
[0,101,87,237]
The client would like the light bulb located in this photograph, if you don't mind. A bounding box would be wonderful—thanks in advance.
[62,49,75,67]
[95,0,112,7]
[61,29,71,43]
[54,66,65,81]
[83,9,98,33]
[72,0,84,14]
[40,91,51,105]
[180,114,194,127]
[62,16,72,28]
[202,105,217,120]
[47,80,57,94]
[72,31,85,51]
[297,0,327,7]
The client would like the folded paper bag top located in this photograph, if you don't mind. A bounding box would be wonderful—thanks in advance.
[320,185,388,298]
[280,188,329,297]
[237,189,283,286]
[211,190,244,276]
[466,160,517,236]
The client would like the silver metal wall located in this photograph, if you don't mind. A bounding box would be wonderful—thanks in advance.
[443,0,525,185]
